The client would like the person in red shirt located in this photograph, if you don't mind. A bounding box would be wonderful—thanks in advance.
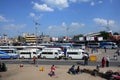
[33,56,37,64]
[48,65,56,77]
[101,57,106,68]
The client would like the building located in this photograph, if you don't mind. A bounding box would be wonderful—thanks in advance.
[25,34,37,43]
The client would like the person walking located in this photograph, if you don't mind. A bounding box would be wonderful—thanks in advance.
[101,57,106,68]
[83,54,89,66]
[106,56,110,67]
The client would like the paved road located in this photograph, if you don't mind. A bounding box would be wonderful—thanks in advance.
[1,59,120,67]
[1,49,120,67]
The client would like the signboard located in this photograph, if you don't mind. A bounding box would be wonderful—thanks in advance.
[86,37,95,41]
[98,37,103,41]
[79,37,84,41]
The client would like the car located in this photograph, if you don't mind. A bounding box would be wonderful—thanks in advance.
[0,51,11,59]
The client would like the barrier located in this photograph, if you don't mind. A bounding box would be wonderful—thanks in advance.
[89,55,97,62]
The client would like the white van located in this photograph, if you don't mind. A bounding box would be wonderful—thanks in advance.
[40,49,64,59]
[18,49,40,59]
[66,49,85,59]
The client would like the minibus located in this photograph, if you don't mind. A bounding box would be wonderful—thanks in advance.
[18,49,39,59]
[66,49,85,60]
[40,49,64,59]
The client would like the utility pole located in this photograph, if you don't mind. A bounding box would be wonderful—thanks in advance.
[34,21,40,66]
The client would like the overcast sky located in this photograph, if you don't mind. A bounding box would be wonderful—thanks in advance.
[0,0,120,37]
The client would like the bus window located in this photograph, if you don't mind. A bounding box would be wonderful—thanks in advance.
[55,52,58,55]
[20,52,31,54]
[33,52,36,54]
[47,52,53,54]
[67,52,78,55]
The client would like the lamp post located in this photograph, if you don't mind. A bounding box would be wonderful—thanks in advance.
[35,22,40,45]
[34,21,40,62]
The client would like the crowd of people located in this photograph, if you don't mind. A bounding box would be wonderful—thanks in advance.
[67,65,81,75]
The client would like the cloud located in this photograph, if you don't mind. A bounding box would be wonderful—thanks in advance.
[98,1,103,4]
[93,18,120,32]
[93,18,115,26]
[42,0,69,10]
[0,15,8,22]
[29,12,43,20]
[71,22,85,27]
[0,15,14,22]
[90,1,95,6]
[29,12,35,17]
[3,24,26,31]
[47,22,85,36]
[32,2,54,12]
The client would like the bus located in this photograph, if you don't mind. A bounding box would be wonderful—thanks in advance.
[100,42,118,49]
[0,48,19,59]
[18,49,40,59]
[40,49,64,59]
[66,49,85,60]
[87,43,100,48]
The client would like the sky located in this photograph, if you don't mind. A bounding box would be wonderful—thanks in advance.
[0,0,120,37]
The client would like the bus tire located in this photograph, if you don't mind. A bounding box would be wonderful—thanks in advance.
[43,56,46,59]
[68,57,72,60]
[21,56,25,59]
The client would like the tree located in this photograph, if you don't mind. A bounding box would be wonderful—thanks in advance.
[113,32,119,35]
[99,31,111,40]
[73,34,83,41]
[17,36,25,42]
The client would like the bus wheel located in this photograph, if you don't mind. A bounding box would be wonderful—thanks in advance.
[68,57,72,60]
[43,56,46,59]
[55,57,58,60]
[21,56,25,59]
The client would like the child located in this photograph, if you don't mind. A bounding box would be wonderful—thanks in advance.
[48,65,56,77]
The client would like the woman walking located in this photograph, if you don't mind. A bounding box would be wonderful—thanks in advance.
[101,57,106,68]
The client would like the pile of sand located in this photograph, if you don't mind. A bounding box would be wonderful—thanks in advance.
[0,64,119,80]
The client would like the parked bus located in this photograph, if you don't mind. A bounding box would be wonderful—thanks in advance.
[100,42,118,49]
[40,49,64,59]
[18,49,40,59]
[0,51,11,59]
[66,49,85,60]
[87,43,100,48]
[0,48,19,59]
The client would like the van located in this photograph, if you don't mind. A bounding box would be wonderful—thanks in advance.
[40,49,64,59]
[18,49,40,59]
[66,49,85,60]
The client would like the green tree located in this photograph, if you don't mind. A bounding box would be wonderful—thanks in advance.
[99,31,110,40]
[73,34,83,40]
[17,36,25,42]
[113,32,119,35]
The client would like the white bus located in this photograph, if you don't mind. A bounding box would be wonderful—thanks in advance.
[66,49,85,60]
[40,49,64,59]
[18,49,40,59]
[0,48,19,59]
